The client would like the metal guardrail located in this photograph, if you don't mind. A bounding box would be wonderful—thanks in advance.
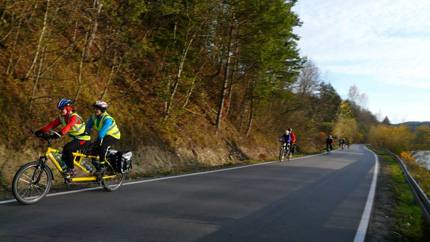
[370,146,430,224]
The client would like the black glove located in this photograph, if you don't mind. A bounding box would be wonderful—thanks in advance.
[34,130,44,137]
[48,132,62,139]
[94,138,103,147]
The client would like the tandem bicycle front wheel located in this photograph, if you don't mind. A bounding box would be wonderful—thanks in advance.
[12,161,52,205]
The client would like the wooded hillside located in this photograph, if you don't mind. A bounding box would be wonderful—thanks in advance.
[0,0,380,190]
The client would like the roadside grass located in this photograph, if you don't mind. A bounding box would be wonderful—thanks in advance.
[370,148,430,241]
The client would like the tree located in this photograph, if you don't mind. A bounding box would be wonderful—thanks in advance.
[295,60,320,96]
[382,116,391,125]
[368,125,412,154]
[333,101,359,141]
[348,85,368,109]
[412,126,430,150]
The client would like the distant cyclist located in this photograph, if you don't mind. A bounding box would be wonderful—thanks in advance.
[339,138,346,149]
[34,99,91,178]
[288,128,296,155]
[326,135,334,152]
[279,130,292,153]
[346,138,351,148]
[86,101,121,179]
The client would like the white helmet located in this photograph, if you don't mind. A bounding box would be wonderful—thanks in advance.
[285,130,290,135]
[93,101,108,112]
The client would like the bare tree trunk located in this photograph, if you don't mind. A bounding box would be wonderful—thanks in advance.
[182,60,206,110]
[6,16,23,75]
[100,51,122,100]
[28,45,47,113]
[245,79,255,137]
[25,0,50,80]
[239,78,251,131]
[84,0,103,61]
[215,12,235,135]
[224,40,239,119]
[74,31,90,103]
[161,21,177,119]
[163,32,195,120]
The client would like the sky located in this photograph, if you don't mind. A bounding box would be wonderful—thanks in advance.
[292,0,430,124]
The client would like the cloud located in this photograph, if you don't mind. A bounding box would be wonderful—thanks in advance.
[293,0,430,89]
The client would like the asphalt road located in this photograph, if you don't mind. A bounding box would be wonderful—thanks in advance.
[0,144,377,242]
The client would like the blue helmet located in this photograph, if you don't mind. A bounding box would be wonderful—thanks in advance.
[57,98,72,109]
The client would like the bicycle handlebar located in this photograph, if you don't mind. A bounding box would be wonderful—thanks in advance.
[31,129,61,147]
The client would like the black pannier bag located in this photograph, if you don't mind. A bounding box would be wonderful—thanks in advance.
[106,149,132,173]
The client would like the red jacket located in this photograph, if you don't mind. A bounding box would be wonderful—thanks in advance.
[40,109,83,136]
[290,132,296,143]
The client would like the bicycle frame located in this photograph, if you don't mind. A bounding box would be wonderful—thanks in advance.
[282,142,290,153]
[44,147,116,182]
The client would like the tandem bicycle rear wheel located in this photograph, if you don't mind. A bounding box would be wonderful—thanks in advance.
[101,167,126,191]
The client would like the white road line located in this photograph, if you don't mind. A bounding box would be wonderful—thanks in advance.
[0,152,325,205]
[353,147,379,242]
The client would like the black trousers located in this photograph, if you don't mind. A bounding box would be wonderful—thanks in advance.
[62,139,90,169]
[91,135,119,164]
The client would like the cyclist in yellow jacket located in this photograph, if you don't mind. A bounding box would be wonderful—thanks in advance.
[86,101,120,178]
[34,99,91,178]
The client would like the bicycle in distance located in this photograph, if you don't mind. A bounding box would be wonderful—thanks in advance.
[326,135,334,154]
[12,131,132,205]
[279,142,292,162]
[339,138,346,149]
[326,143,334,154]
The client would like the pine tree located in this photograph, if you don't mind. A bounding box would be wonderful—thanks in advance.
[382,116,391,125]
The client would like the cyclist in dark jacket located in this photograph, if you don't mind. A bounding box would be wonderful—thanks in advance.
[279,130,292,154]
[326,135,334,151]
[279,130,292,144]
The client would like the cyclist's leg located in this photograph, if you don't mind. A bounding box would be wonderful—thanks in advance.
[62,140,83,169]
[288,143,292,158]
[99,136,119,164]
[91,143,101,165]
[62,140,90,177]
[95,136,119,178]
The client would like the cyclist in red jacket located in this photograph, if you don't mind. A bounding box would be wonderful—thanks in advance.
[288,128,296,154]
[326,135,334,152]
[34,99,91,178]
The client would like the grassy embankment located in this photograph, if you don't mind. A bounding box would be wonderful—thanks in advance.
[371,148,430,240]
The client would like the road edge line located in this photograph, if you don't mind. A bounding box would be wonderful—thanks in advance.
[353,147,379,242]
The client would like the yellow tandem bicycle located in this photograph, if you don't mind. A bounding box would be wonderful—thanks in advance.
[12,131,130,205]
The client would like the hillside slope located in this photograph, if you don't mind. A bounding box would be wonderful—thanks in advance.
[0,1,378,192]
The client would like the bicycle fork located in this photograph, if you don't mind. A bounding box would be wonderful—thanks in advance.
[33,156,53,183]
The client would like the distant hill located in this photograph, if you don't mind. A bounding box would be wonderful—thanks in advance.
[394,121,430,129]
